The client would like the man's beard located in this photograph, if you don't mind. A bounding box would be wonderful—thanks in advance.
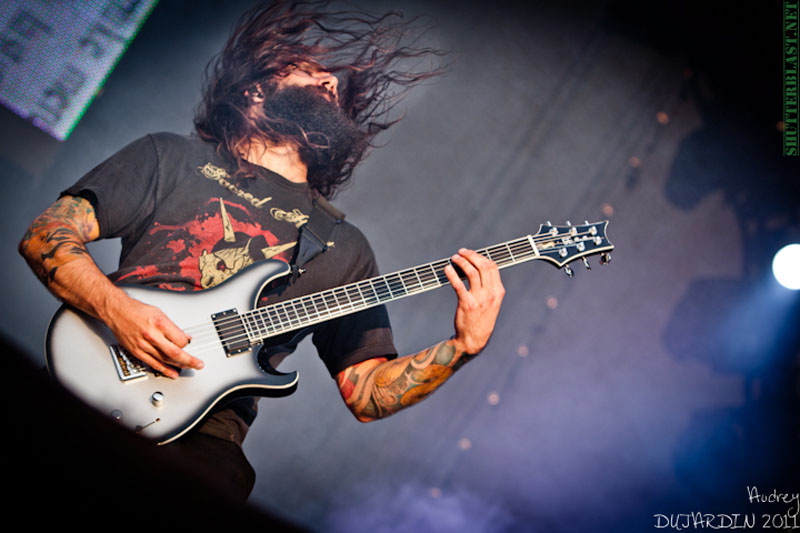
[261,84,364,173]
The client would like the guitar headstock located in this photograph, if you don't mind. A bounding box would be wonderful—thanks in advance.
[532,221,614,274]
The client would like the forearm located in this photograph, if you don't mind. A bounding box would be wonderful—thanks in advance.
[338,338,480,422]
[29,252,128,321]
[338,249,504,422]
[18,195,122,319]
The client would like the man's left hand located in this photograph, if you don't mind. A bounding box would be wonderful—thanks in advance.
[444,248,505,355]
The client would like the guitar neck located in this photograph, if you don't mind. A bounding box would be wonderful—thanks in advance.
[234,219,614,347]
[242,235,537,343]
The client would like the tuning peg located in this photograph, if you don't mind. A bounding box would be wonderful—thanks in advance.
[600,253,611,265]
[582,257,591,270]
[564,265,574,277]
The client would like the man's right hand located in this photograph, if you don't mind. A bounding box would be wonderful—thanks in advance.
[102,290,203,379]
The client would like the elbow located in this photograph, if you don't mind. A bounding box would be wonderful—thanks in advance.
[351,409,377,424]
[18,233,33,263]
[19,217,43,263]
[347,403,390,423]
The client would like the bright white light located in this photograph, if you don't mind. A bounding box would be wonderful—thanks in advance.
[772,244,800,290]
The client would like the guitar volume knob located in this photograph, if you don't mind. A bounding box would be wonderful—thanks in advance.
[151,391,164,407]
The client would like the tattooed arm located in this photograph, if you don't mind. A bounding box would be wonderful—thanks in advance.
[18,195,203,378]
[337,249,505,422]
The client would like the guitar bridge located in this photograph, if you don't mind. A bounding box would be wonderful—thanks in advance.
[110,344,149,382]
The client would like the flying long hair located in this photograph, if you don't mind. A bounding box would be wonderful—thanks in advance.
[194,0,446,198]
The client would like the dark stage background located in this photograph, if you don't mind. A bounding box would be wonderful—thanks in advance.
[2,1,798,531]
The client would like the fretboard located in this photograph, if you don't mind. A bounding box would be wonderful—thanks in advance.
[238,235,540,346]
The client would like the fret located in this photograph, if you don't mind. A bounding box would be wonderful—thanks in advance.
[417,268,431,290]
[435,261,449,285]
[242,313,258,344]
[526,234,539,257]
[258,309,273,337]
[354,280,369,306]
[396,272,410,296]
[332,288,348,310]
[362,280,381,306]
[416,266,431,287]
[260,307,275,337]
[342,285,355,310]
[311,293,331,322]
[492,244,511,266]
[269,304,281,331]
[346,285,363,309]
[323,290,337,312]
[249,310,266,341]
[298,296,316,321]
[425,264,441,287]
[276,301,293,329]
[289,300,304,327]
[399,269,419,294]
[504,242,517,263]
[367,279,381,304]
[386,273,405,298]
[279,302,294,329]
[379,276,394,301]
[309,294,322,320]
[427,263,442,286]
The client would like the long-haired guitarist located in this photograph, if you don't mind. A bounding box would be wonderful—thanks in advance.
[18,1,505,501]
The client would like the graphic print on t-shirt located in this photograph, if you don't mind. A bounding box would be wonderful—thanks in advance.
[198,199,296,288]
[270,207,308,227]
[115,197,302,291]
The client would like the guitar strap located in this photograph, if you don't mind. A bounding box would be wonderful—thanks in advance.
[290,194,345,279]
[255,196,344,383]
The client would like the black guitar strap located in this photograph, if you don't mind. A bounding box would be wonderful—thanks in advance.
[255,197,343,375]
[290,194,345,278]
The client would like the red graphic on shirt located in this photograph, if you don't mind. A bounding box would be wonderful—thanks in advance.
[115,198,295,291]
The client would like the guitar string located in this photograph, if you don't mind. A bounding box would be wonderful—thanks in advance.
[190,239,537,345]
[182,230,609,354]
[184,231,607,354]
[177,230,609,356]
[205,227,606,337]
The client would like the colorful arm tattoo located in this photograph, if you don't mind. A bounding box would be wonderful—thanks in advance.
[19,196,100,285]
[337,339,478,421]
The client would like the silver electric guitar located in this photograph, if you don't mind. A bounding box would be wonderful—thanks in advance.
[45,221,613,444]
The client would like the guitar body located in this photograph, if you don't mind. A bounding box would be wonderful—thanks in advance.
[45,260,299,445]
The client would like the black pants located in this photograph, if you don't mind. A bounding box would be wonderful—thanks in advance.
[167,432,256,502]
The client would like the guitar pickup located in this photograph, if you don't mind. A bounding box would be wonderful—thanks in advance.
[212,309,250,356]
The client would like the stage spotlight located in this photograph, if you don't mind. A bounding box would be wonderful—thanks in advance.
[772,244,800,290]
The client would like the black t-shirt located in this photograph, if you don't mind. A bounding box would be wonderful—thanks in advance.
[64,132,397,443]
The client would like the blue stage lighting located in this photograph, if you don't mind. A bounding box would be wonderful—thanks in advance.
[772,244,800,290]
